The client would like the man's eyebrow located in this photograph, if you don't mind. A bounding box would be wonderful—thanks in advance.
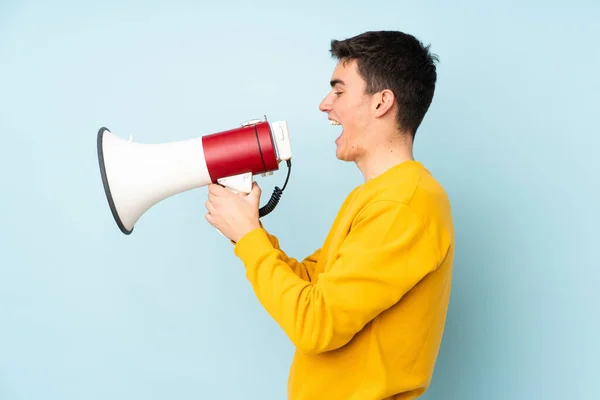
[330,79,345,87]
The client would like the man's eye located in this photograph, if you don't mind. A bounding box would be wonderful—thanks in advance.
[334,91,342,95]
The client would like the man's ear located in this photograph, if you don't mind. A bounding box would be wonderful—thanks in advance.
[373,89,395,117]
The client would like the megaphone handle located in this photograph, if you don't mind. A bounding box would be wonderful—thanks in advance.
[213,173,253,240]
[213,159,291,239]
[217,172,253,194]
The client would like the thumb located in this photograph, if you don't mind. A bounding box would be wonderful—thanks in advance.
[250,182,261,200]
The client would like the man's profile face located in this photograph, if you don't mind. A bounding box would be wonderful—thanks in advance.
[319,59,373,162]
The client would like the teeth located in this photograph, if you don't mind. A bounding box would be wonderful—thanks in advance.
[329,120,341,125]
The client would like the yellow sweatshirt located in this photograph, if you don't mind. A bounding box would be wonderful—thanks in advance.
[233,160,454,400]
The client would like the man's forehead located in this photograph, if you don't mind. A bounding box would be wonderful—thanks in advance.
[330,59,358,86]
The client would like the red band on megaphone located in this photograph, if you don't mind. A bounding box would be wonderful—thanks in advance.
[202,121,278,182]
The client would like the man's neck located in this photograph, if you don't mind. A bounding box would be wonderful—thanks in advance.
[356,138,414,182]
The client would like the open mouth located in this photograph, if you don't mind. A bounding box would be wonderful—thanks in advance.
[329,118,343,146]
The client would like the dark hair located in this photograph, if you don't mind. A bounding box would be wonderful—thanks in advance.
[330,30,439,137]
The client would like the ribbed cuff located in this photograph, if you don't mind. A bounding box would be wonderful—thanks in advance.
[233,227,274,265]
[229,221,266,246]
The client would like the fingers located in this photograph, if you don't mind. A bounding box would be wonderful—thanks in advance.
[205,201,218,228]
[208,191,219,205]
[205,200,216,214]
[208,183,227,197]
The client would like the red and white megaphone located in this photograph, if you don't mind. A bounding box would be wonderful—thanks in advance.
[97,116,292,235]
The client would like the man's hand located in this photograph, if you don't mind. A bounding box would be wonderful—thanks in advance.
[205,182,262,243]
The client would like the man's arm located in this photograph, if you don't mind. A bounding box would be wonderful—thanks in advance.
[233,200,442,355]
[265,232,321,282]
[231,221,321,282]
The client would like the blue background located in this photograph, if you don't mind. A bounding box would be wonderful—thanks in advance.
[1,1,598,399]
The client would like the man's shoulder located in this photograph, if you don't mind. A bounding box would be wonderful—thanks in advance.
[355,161,454,240]
[360,161,449,207]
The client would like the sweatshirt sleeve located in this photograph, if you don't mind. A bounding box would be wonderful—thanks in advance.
[231,221,320,282]
[261,230,322,282]
[233,200,441,355]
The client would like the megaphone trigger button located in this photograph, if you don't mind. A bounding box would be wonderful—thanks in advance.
[275,126,284,141]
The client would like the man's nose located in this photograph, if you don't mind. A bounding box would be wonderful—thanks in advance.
[319,94,332,112]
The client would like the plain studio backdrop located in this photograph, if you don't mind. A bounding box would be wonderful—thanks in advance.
[1,0,598,399]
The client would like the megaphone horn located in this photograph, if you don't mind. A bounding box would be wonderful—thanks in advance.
[97,117,292,235]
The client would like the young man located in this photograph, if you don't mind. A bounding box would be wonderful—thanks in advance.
[205,30,454,400]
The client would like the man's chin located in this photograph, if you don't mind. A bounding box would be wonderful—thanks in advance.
[335,148,351,161]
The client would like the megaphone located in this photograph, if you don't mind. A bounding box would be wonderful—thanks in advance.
[97,116,292,235]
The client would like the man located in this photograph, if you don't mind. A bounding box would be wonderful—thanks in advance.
[205,30,454,400]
